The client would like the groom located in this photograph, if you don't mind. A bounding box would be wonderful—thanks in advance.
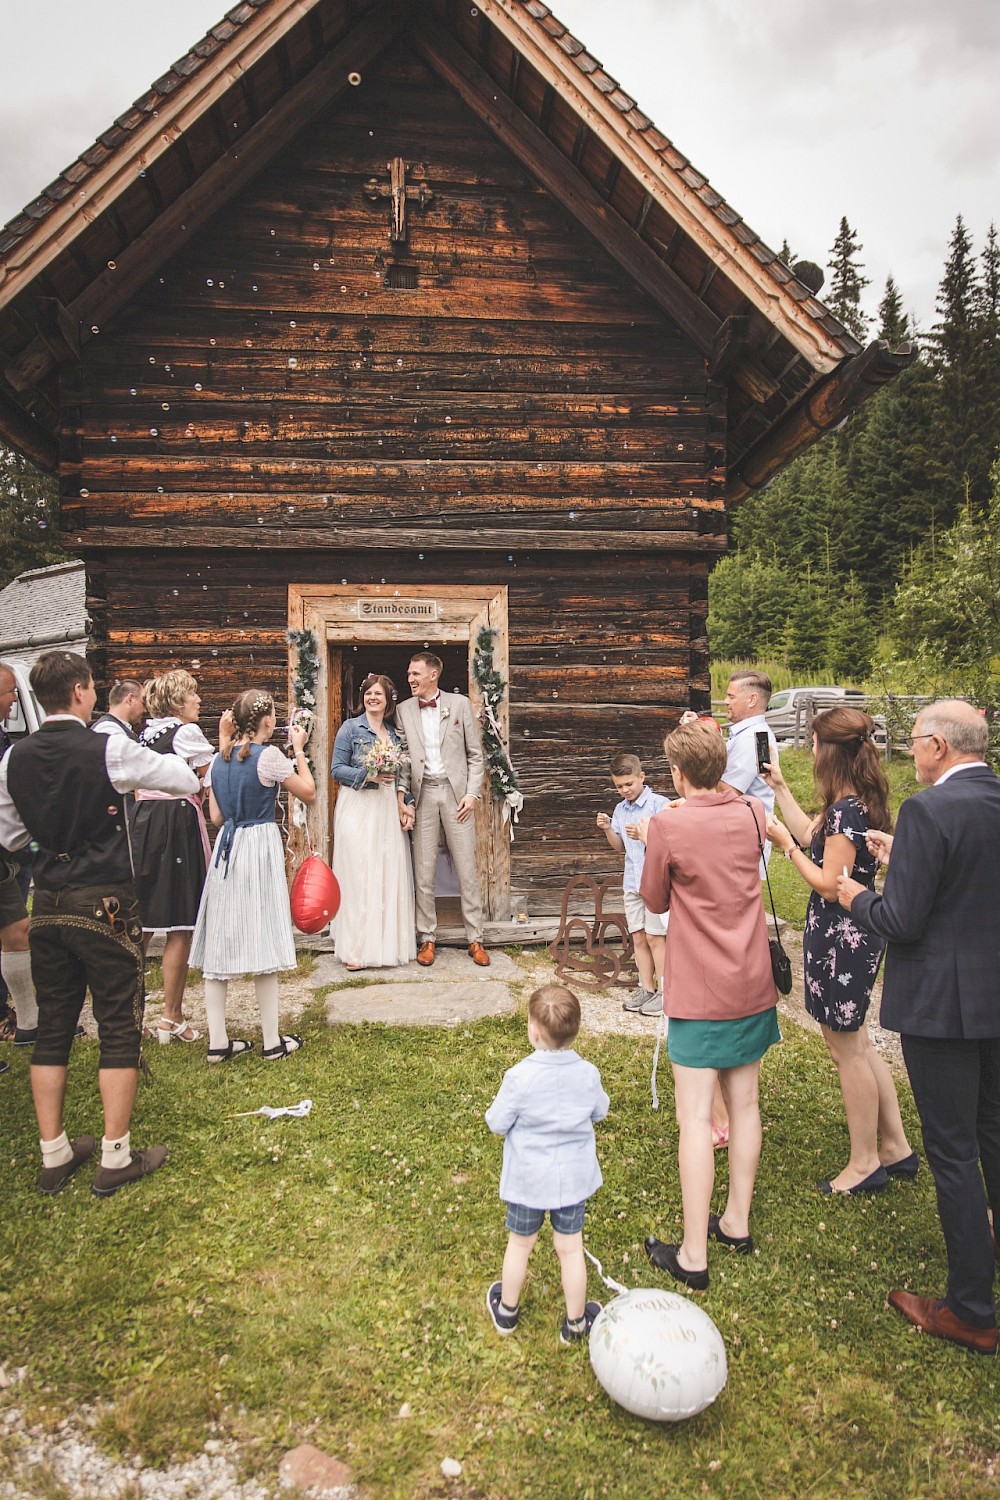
[396,652,490,967]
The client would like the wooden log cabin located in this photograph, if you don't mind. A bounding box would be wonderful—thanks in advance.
[0,0,913,921]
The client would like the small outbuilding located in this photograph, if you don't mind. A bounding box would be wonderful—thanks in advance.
[0,0,912,915]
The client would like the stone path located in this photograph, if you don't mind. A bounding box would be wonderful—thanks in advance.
[311,947,517,1027]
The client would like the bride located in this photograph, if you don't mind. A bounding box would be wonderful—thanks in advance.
[330,673,416,970]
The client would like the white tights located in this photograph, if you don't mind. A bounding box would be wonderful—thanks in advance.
[203,973,281,1052]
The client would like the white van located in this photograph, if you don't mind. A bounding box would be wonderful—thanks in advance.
[2,662,46,743]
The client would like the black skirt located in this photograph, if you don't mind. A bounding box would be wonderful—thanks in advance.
[129,798,208,931]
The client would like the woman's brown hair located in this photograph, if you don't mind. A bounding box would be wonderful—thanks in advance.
[356,673,397,722]
[222,689,274,762]
[812,707,892,843]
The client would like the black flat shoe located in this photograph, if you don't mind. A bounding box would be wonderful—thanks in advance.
[644,1236,709,1291]
[883,1151,920,1179]
[817,1164,888,1196]
[708,1213,754,1255]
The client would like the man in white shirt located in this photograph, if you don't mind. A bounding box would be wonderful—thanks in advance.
[721,669,776,823]
[396,652,489,967]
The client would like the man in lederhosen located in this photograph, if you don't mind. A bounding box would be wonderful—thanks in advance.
[0,651,199,1196]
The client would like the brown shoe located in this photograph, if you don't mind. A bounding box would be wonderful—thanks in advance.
[92,1146,169,1198]
[468,941,490,967]
[38,1135,96,1196]
[888,1290,998,1355]
[416,941,436,967]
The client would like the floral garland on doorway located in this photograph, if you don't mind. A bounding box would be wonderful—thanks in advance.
[286,627,319,782]
[472,626,523,839]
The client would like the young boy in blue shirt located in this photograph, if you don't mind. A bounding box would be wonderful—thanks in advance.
[596,752,670,1015]
[486,984,610,1344]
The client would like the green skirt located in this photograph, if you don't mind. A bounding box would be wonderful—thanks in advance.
[667,1007,781,1070]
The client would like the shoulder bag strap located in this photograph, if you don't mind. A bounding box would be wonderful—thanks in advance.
[743,799,788,959]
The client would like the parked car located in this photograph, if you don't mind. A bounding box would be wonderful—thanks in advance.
[1,663,46,744]
[765,686,860,744]
[764,686,889,752]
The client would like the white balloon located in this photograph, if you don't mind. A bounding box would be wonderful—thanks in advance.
[589,1288,727,1422]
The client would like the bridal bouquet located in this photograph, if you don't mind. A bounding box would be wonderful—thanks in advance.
[364,739,403,780]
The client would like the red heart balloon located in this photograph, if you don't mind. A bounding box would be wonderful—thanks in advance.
[290,853,341,934]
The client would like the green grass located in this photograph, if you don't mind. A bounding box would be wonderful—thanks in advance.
[1,992,997,1499]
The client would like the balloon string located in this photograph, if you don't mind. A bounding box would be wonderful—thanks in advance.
[584,1246,629,1297]
[651,1008,664,1111]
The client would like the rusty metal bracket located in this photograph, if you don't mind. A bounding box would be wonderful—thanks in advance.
[547,876,637,991]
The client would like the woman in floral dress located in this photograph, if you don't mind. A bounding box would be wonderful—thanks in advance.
[764,708,916,1194]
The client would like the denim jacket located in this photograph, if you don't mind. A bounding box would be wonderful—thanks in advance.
[330,714,405,791]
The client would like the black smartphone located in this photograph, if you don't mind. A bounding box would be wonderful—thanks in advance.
[755,730,771,773]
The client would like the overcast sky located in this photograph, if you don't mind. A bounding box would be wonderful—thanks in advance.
[1,0,997,334]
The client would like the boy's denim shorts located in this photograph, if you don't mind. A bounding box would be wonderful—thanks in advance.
[505,1200,587,1235]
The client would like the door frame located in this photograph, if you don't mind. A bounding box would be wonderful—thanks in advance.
[287,582,510,922]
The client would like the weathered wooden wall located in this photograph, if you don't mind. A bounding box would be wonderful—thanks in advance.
[63,41,722,912]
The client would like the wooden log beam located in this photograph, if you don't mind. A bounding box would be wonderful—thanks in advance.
[5,3,407,396]
[0,386,59,471]
[61,522,729,552]
[727,340,918,502]
[413,19,720,354]
[35,297,81,364]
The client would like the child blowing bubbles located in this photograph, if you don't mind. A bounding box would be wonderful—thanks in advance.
[596,753,670,1015]
[486,985,610,1344]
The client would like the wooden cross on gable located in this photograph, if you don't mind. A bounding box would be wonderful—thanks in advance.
[363,158,433,246]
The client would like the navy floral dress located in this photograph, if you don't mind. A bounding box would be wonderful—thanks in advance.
[803,796,885,1032]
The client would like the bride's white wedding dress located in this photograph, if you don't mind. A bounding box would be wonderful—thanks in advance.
[331,780,416,968]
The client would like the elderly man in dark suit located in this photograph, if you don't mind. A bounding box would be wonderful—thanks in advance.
[837,700,1000,1356]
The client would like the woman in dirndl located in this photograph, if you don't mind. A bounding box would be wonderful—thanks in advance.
[130,669,214,1044]
[191,689,315,1061]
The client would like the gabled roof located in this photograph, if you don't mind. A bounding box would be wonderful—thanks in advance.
[0,0,913,499]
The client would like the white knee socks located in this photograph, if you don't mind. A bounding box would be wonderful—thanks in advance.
[255,973,280,1051]
[1,950,37,1030]
[203,978,230,1051]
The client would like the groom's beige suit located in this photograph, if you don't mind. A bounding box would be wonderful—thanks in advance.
[396,692,486,944]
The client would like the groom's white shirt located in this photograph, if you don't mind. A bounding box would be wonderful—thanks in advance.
[420,699,445,776]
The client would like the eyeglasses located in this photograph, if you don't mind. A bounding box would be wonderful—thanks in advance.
[907,733,938,745]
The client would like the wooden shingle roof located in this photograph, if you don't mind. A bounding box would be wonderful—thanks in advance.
[0,0,913,498]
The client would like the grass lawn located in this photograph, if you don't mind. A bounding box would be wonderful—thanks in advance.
[1,973,997,1498]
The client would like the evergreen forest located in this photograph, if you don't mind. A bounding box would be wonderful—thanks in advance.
[710,216,1000,710]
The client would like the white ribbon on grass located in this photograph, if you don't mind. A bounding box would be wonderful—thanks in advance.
[232,1098,313,1119]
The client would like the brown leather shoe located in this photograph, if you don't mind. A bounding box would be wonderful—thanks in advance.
[468,941,490,967]
[888,1290,998,1355]
[416,941,436,967]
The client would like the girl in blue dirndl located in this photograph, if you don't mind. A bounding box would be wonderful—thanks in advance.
[191,690,316,1063]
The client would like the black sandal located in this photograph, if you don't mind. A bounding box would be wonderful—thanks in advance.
[207,1039,253,1065]
[262,1034,303,1061]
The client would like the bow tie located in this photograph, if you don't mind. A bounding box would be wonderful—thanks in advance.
[418,697,439,710]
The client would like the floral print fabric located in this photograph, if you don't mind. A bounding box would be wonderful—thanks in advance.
[803,797,885,1032]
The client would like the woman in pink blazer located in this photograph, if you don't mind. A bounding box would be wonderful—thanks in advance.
[639,721,779,1292]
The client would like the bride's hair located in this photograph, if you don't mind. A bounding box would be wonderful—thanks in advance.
[357,673,397,723]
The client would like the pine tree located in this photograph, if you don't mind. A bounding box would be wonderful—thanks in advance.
[0,446,65,589]
[826,217,871,341]
[927,216,996,511]
[877,274,909,347]
[825,573,876,682]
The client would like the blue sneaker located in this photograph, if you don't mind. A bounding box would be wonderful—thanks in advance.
[486,1281,519,1335]
[559,1301,602,1344]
